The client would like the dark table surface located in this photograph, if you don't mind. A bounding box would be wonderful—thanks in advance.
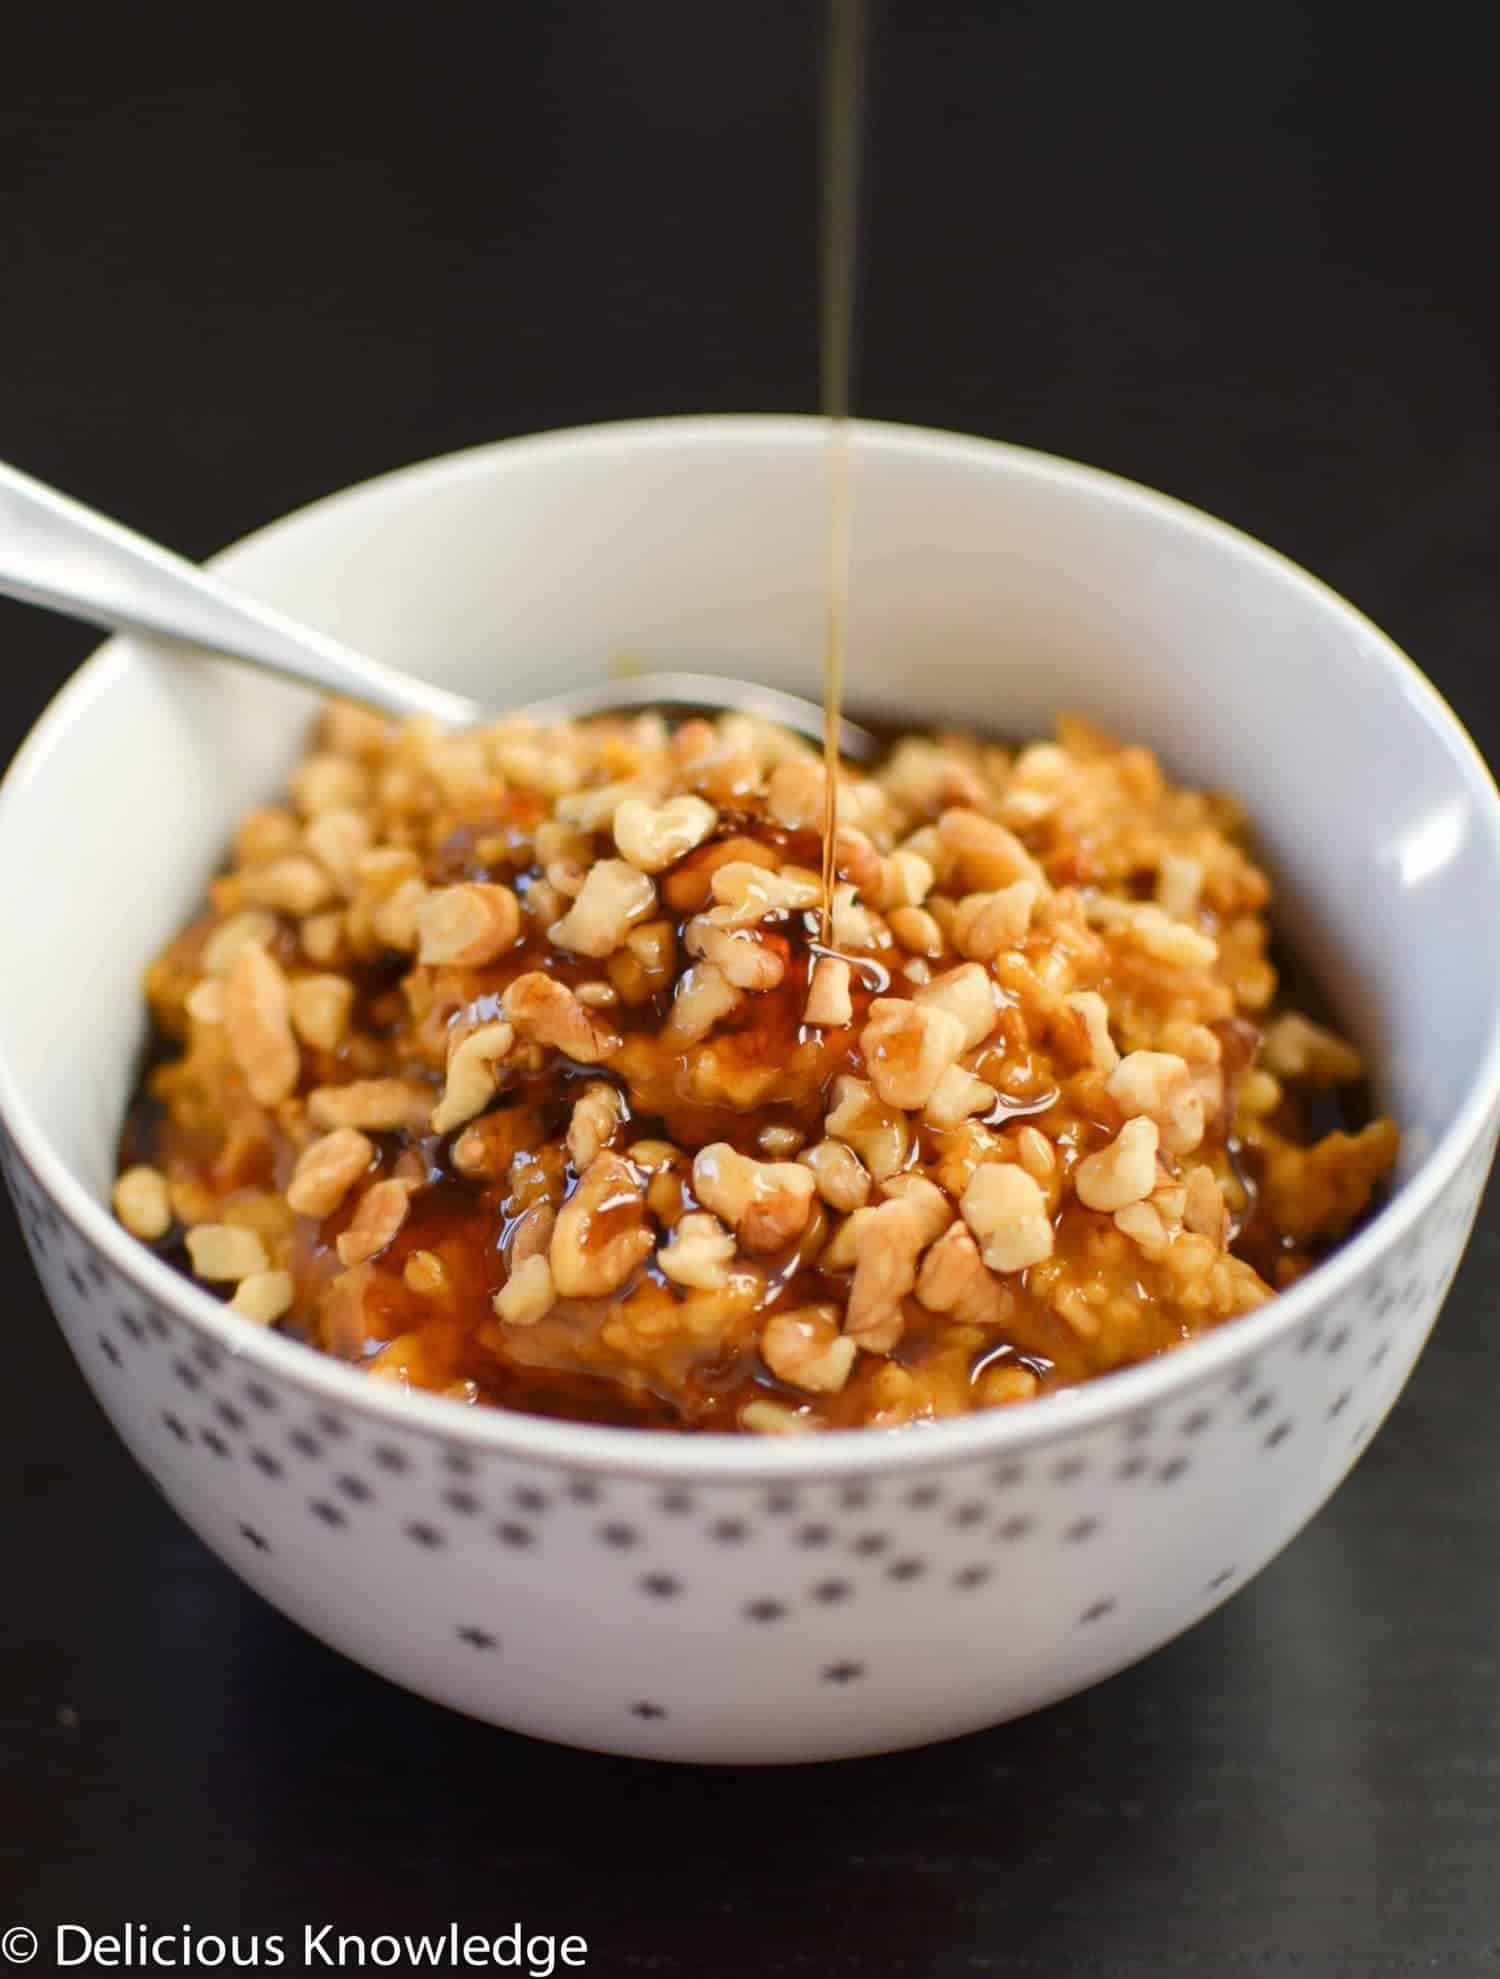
[4,3,1499,1972]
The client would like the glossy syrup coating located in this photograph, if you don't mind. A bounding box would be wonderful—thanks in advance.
[116,702,1398,1434]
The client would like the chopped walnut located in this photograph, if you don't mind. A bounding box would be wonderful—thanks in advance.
[804,956,853,1027]
[1085,896,1218,967]
[613,793,719,872]
[1260,1012,1364,1085]
[800,1138,872,1212]
[336,1178,412,1266]
[924,1063,995,1130]
[509,1201,557,1266]
[1064,990,1120,1073]
[304,808,371,896]
[113,1165,172,1241]
[692,1143,817,1254]
[503,972,620,1063]
[951,882,1037,960]
[186,1224,268,1282]
[887,906,944,957]
[915,1221,1011,1325]
[960,1163,1054,1273]
[566,1081,625,1169]
[824,1074,910,1180]
[860,998,966,1109]
[845,1181,951,1353]
[1156,853,1204,921]
[739,1400,819,1435]
[914,963,997,1050]
[307,1079,435,1134]
[829,882,883,950]
[240,856,337,917]
[1183,1164,1231,1245]
[939,808,1047,891]
[658,1210,737,1290]
[709,860,822,926]
[201,909,277,978]
[661,960,743,1047]
[223,942,300,1106]
[684,915,786,990]
[493,1254,556,1326]
[417,883,522,966]
[550,1152,654,1297]
[287,1128,375,1218]
[549,859,657,958]
[1075,1116,1160,1212]
[431,1021,515,1135]
[761,1305,857,1393]
[288,973,354,1052]
[229,1269,295,1325]
[1106,1050,1205,1155]
[881,849,936,910]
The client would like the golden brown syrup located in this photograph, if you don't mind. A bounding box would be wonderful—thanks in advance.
[817,0,867,945]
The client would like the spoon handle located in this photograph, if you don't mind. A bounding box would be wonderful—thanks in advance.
[0,459,479,728]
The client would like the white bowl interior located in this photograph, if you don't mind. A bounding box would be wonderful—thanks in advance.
[2,418,1495,1212]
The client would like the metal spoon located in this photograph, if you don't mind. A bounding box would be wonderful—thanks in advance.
[0,459,879,761]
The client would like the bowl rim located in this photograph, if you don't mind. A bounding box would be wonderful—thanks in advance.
[3,411,1497,1482]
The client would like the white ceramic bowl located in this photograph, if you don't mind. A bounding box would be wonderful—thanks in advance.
[2,417,1497,1764]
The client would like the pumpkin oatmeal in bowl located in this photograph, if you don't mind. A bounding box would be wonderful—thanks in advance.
[113,694,1397,1434]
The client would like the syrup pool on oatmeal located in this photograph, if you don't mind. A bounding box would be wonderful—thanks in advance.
[112,699,1397,1434]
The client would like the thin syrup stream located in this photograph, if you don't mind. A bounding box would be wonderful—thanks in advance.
[818,0,867,948]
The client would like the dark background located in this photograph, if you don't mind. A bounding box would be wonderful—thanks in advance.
[3,1,1498,1971]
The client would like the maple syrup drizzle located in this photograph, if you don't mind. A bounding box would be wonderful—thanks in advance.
[818,0,868,947]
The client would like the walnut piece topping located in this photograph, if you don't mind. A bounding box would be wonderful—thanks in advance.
[692,1143,817,1254]
[287,1127,375,1218]
[1260,1012,1364,1085]
[1156,853,1204,922]
[113,1165,172,1241]
[824,1073,910,1180]
[760,1305,857,1393]
[229,1269,295,1325]
[860,998,966,1110]
[1183,1164,1231,1244]
[939,808,1048,891]
[1106,1050,1205,1155]
[914,962,997,1050]
[658,1210,737,1290]
[503,972,620,1063]
[924,1063,995,1130]
[431,1021,515,1135]
[223,942,300,1106]
[709,860,822,926]
[845,1180,951,1353]
[549,859,657,958]
[613,793,719,872]
[804,956,853,1028]
[240,856,337,917]
[566,1081,625,1170]
[951,882,1038,960]
[1064,990,1120,1072]
[307,1079,434,1135]
[800,1138,872,1212]
[493,1254,556,1326]
[202,909,278,977]
[915,1221,1011,1324]
[417,883,522,967]
[684,915,786,990]
[661,960,744,1047]
[186,1223,268,1282]
[288,973,354,1052]
[960,1163,1054,1273]
[336,1178,412,1266]
[1075,1116,1160,1212]
[1085,896,1218,967]
[550,1152,654,1298]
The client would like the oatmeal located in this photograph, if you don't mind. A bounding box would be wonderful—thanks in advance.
[114,700,1398,1433]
